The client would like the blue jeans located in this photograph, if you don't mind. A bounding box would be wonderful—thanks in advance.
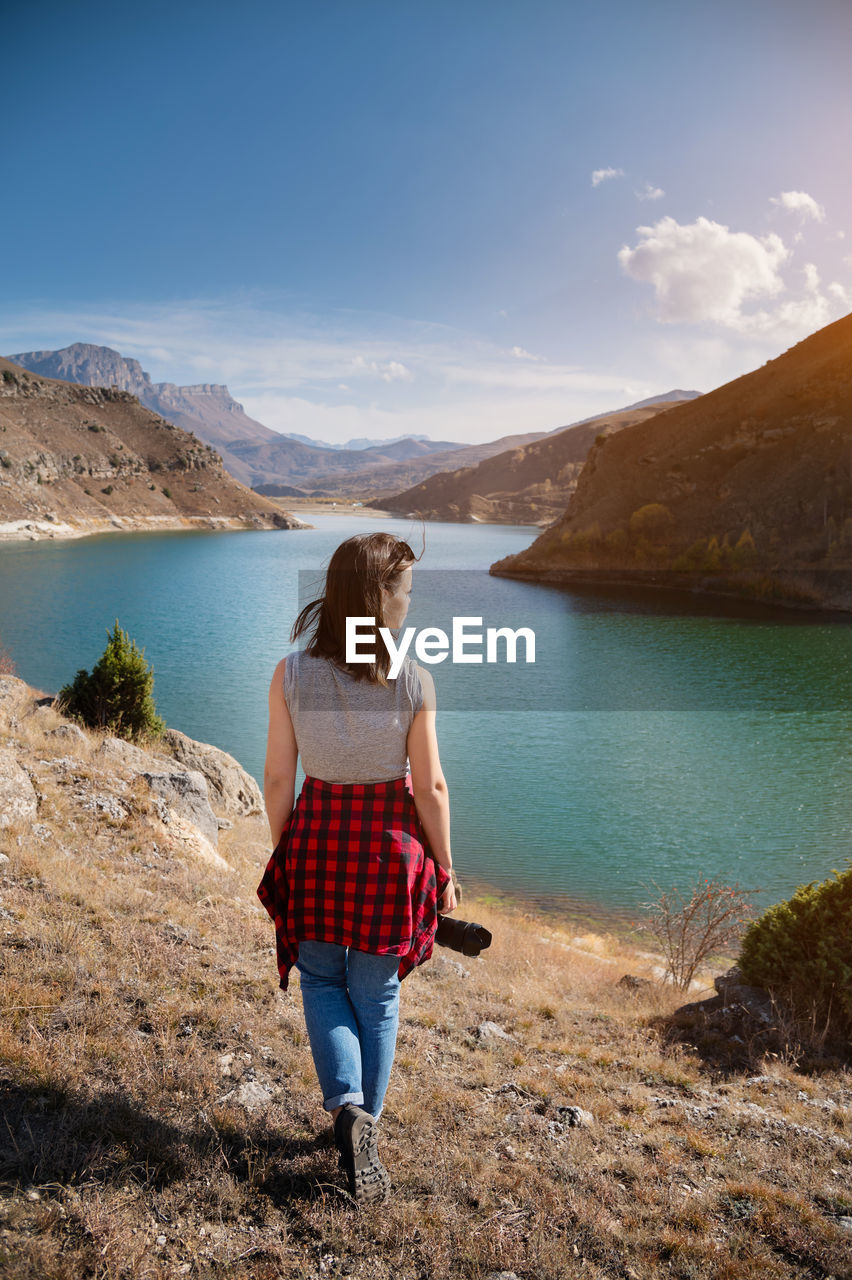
[294,940,402,1118]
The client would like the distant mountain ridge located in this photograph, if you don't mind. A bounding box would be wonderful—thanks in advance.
[7,345,467,490]
[378,396,702,526]
[284,431,443,451]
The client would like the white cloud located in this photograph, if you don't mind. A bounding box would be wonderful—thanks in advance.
[828,281,850,304]
[350,355,413,382]
[802,262,820,291]
[618,215,789,326]
[0,296,649,446]
[636,182,665,201]
[770,190,825,222]
[510,345,540,360]
[619,214,848,346]
[591,166,624,187]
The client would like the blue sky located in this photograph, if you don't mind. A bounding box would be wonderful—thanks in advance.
[3,0,851,444]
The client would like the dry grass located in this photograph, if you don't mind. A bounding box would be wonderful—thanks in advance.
[1,697,851,1279]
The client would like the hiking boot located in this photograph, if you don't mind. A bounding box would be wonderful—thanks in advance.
[333,1104,390,1205]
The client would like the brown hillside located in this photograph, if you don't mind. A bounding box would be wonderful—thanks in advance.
[236,427,555,498]
[379,402,682,527]
[0,359,307,540]
[491,313,852,610]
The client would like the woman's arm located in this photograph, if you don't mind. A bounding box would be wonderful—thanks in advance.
[407,663,456,911]
[264,655,298,845]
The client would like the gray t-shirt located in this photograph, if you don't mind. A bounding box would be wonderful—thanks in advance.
[283,648,425,783]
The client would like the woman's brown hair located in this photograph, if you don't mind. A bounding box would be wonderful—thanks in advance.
[290,531,424,684]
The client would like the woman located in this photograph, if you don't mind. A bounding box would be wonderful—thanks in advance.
[259,532,456,1206]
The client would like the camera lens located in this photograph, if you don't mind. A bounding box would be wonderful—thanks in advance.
[435,915,492,956]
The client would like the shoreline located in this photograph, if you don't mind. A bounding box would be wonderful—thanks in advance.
[0,512,314,543]
[267,500,396,519]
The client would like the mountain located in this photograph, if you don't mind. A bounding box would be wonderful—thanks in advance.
[283,431,458,452]
[490,313,852,611]
[8,344,289,487]
[297,429,563,499]
[0,358,306,540]
[377,398,697,526]
[7,345,465,490]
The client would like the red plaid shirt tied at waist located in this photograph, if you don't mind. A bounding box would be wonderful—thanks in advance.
[257,772,451,991]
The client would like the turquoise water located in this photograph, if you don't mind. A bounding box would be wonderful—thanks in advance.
[2,513,851,920]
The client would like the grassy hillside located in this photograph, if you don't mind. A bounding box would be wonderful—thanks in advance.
[1,676,850,1279]
[491,314,852,610]
[380,402,684,528]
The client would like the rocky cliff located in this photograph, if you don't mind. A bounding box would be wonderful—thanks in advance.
[8,344,469,492]
[0,358,308,540]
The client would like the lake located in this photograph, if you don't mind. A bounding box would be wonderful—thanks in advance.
[2,511,851,924]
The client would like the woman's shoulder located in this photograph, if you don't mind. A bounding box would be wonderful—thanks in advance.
[405,658,434,709]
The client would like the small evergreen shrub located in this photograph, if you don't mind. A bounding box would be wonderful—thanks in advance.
[738,862,852,1046]
[161,487,172,499]
[57,620,165,742]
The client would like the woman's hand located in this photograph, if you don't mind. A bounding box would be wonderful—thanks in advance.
[439,876,457,912]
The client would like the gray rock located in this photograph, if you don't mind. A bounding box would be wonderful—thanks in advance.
[96,736,164,774]
[714,965,745,993]
[472,1020,517,1044]
[141,770,219,846]
[556,1105,595,1128]
[48,723,87,743]
[160,727,262,817]
[838,1216,852,1234]
[0,748,38,828]
[715,972,775,1027]
[80,792,129,823]
[618,973,653,992]
[221,1080,274,1110]
[0,677,32,725]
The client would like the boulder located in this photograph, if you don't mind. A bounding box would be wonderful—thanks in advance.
[140,769,219,846]
[48,723,87,744]
[159,727,262,817]
[0,677,33,727]
[714,965,775,1026]
[0,748,38,828]
[96,736,165,774]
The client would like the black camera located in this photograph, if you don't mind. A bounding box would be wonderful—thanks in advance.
[435,914,492,957]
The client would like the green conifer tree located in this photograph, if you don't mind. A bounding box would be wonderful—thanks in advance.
[58,620,165,742]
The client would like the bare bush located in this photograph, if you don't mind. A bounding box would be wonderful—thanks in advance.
[641,877,760,989]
